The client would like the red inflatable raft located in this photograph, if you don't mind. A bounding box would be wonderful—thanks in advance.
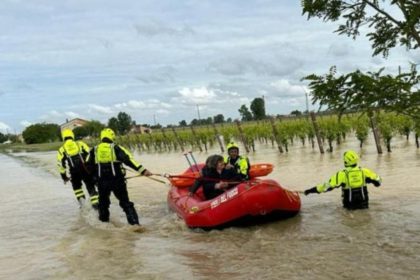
[167,164,301,229]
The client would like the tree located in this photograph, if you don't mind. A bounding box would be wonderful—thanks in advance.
[73,126,90,139]
[301,0,420,57]
[116,112,133,135]
[179,120,187,127]
[213,114,225,124]
[303,65,420,120]
[290,110,303,116]
[107,117,119,134]
[0,132,7,143]
[151,124,162,129]
[107,112,133,135]
[83,120,105,137]
[250,97,266,120]
[238,105,253,121]
[22,123,60,144]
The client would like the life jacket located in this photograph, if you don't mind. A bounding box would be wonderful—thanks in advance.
[342,166,367,204]
[224,155,250,178]
[94,142,124,178]
[63,140,85,170]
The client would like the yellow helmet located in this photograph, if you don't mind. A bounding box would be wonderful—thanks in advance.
[343,150,359,167]
[100,128,116,142]
[227,141,239,151]
[61,129,74,140]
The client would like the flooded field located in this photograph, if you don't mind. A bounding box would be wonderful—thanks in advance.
[1,135,419,279]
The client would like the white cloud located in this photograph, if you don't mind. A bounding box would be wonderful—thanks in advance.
[208,56,302,77]
[0,1,414,128]
[0,121,11,133]
[20,120,32,127]
[88,104,113,115]
[49,110,62,117]
[156,109,170,115]
[270,79,308,98]
[177,87,217,105]
[64,111,80,119]
[134,22,195,37]
[328,43,350,57]
[115,99,174,110]
[40,110,63,122]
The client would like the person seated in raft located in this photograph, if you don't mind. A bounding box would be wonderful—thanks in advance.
[188,154,242,200]
[224,141,250,180]
[304,150,381,210]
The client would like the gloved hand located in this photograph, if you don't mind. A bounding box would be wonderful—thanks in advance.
[215,182,228,190]
[141,169,153,176]
[61,173,70,184]
[304,186,318,196]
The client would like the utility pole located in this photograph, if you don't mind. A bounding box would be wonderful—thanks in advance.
[262,95,266,115]
[153,114,157,126]
[305,90,309,115]
[196,104,201,120]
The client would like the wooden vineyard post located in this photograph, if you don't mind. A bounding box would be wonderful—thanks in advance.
[160,128,170,151]
[235,120,250,153]
[369,113,383,154]
[212,123,225,153]
[310,112,325,154]
[190,125,203,152]
[171,127,185,152]
[134,133,143,151]
[269,117,284,153]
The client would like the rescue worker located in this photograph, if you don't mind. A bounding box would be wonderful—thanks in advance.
[57,129,99,209]
[304,150,381,210]
[224,141,250,180]
[86,128,152,225]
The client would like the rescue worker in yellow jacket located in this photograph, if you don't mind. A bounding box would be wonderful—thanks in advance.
[86,128,152,225]
[57,129,99,209]
[304,150,381,210]
[224,141,250,180]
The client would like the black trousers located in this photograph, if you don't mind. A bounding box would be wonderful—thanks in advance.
[70,170,98,201]
[97,176,139,225]
[342,187,369,210]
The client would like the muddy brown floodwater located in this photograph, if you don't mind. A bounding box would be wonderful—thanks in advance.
[1,135,419,279]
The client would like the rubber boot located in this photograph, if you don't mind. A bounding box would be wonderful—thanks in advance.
[98,208,110,222]
[124,205,140,225]
[77,197,86,208]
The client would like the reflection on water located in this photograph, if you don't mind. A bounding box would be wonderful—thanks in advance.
[1,135,420,279]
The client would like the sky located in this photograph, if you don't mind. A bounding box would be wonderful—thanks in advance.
[0,0,418,133]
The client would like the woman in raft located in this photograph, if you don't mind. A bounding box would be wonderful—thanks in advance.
[188,154,243,200]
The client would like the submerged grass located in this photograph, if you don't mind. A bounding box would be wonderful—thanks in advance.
[0,142,62,153]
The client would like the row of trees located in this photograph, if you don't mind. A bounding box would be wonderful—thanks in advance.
[22,123,61,144]
[18,97,268,144]
[0,132,19,144]
[178,97,267,126]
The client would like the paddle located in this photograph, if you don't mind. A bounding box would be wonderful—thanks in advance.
[153,173,247,184]
[125,174,167,184]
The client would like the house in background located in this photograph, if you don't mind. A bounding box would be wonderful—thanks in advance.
[130,124,152,134]
[60,118,88,131]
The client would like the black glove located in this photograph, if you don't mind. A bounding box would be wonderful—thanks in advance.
[304,187,318,196]
[366,178,381,187]
[61,173,70,183]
